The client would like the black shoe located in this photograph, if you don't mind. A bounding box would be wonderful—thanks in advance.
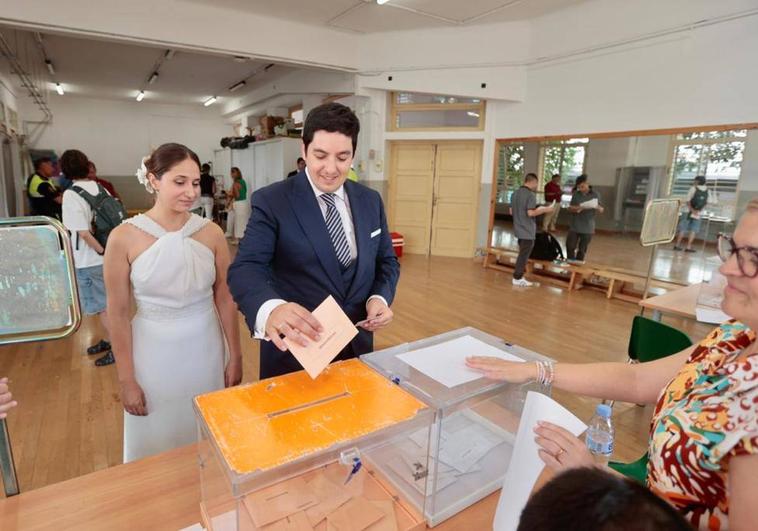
[87,339,111,355]
[684,248,696,253]
[95,351,115,366]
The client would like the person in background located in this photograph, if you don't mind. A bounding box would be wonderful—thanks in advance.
[542,173,563,233]
[467,200,758,530]
[0,377,18,419]
[199,163,216,220]
[287,157,306,178]
[87,162,120,200]
[60,149,114,367]
[27,157,62,220]
[565,175,603,264]
[674,175,711,253]
[510,173,555,287]
[518,468,691,531]
[225,167,249,245]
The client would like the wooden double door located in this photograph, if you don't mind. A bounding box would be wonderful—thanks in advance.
[389,141,482,257]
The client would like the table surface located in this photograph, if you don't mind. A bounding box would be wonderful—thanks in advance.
[638,282,702,319]
[0,442,499,531]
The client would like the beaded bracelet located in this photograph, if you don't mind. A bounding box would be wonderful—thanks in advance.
[535,360,555,386]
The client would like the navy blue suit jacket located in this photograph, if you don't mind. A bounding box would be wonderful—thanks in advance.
[228,172,400,378]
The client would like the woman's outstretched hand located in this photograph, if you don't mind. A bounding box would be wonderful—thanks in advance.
[465,357,536,383]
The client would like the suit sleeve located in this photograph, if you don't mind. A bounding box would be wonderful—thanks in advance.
[227,190,283,334]
[369,198,400,306]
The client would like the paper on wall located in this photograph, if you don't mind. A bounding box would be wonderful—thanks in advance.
[493,392,587,531]
[396,335,525,388]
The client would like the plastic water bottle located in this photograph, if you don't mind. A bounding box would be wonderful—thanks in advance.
[586,404,614,465]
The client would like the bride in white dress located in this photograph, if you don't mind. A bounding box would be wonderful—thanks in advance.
[104,143,242,463]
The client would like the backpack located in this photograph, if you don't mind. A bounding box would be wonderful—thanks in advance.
[689,187,708,211]
[73,183,127,248]
[530,232,565,261]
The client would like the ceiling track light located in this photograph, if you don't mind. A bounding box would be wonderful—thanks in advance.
[55,83,64,96]
[376,0,391,4]
[204,96,217,107]
[148,72,159,85]
[45,60,55,76]
[228,80,246,93]
[136,91,145,102]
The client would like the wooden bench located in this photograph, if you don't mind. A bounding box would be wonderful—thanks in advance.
[483,247,686,301]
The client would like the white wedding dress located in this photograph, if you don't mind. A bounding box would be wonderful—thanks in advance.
[123,213,225,463]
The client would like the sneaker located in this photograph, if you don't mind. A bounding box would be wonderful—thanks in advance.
[684,248,696,253]
[95,351,115,366]
[87,339,111,355]
[512,278,534,287]
[673,246,683,251]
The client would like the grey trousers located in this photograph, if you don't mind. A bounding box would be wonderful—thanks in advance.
[514,239,535,280]
[566,231,592,261]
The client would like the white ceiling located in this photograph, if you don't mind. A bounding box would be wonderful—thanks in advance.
[191,0,589,32]
[7,29,298,106]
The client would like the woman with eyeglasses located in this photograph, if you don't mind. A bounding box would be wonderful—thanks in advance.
[466,199,758,530]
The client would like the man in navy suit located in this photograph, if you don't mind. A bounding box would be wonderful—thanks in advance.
[228,102,400,379]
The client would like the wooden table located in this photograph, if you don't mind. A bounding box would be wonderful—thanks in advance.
[638,282,701,322]
[0,443,498,531]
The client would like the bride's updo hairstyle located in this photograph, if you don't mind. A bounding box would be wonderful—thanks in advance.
[145,143,201,180]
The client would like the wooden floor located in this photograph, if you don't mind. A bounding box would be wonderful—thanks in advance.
[491,220,720,285]
[0,253,713,495]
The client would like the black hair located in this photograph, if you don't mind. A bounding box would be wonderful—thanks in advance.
[302,102,360,155]
[145,143,200,179]
[59,149,90,179]
[201,163,211,172]
[552,173,561,180]
[34,157,52,171]
[694,175,706,186]
[573,174,588,192]
[517,468,692,531]
[297,157,305,164]
[524,173,538,183]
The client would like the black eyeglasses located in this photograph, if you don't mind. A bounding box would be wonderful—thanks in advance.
[717,233,758,278]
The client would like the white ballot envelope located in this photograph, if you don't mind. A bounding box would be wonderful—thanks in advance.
[493,392,587,531]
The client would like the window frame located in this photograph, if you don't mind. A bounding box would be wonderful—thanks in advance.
[389,91,486,132]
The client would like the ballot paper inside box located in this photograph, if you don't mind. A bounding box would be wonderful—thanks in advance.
[361,327,553,527]
[193,359,434,531]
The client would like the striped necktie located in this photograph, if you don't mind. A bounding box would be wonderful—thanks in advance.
[321,192,352,269]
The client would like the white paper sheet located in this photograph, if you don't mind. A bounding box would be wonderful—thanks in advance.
[396,335,525,388]
[696,306,731,324]
[493,392,587,531]
[579,198,599,209]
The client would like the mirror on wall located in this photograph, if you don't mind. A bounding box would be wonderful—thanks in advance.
[487,125,757,290]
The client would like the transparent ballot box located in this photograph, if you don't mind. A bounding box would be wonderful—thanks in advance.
[361,327,552,526]
[193,358,433,531]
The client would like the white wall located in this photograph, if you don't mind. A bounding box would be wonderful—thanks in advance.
[20,96,230,176]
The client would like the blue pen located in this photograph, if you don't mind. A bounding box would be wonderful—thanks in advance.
[344,457,362,485]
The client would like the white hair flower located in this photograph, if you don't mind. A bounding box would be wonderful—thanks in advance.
[135,156,154,194]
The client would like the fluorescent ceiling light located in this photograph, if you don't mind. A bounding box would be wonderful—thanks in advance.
[55,83,64,96]
[204,96,217,107]
[376,0,391,4]
[46,60,55,75]
[228,81,246,93]
[148,72,159,85]
[136,91,145,102]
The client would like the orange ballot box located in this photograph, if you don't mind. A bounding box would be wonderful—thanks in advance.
[194,359,433,531]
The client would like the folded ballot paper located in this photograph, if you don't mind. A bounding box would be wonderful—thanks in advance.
[493,392,587,531]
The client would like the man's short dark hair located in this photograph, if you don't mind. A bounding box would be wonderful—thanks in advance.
[694,175,706,185]
[518,468,691,531]
[552,173,561,180]
[302,102,360,155]
[201,163,211,173]
[296,157,305,164]
[34,157,52,171]
[524,173,538,183]
[59,150,90,179]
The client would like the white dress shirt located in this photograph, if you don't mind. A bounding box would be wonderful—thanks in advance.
[253,170,387,338]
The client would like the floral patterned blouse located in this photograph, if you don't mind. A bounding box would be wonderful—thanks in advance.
[648,320,757,530]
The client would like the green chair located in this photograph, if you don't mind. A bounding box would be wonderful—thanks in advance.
[608,316,693,483]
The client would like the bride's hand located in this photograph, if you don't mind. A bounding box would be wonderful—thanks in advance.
[225,356,242,388]
[120,380,147,416]
[465,356,537,383]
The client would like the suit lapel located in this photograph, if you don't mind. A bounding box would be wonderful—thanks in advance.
[288,173,346,298]
[345,181,369,301]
